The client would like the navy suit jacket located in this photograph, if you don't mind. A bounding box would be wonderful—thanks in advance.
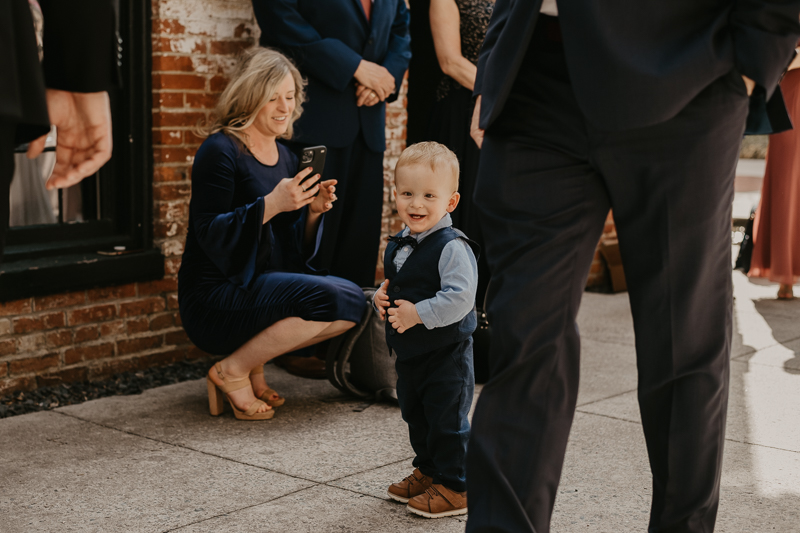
[475,0,800,132]
[254,0,411,153]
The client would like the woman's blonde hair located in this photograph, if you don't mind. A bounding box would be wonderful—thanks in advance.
[198,47,305,146]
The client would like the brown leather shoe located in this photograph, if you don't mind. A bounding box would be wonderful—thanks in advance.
[273,355,326,379]
[407,483,467,518]
[387,468,433,503]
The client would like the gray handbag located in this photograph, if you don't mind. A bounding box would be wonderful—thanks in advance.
[326,288,398,403]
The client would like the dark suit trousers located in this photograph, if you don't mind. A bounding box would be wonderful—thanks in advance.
[466,22,748,533]
[0,120,16,261]
[396,338,475,492]
[286,134,384,287]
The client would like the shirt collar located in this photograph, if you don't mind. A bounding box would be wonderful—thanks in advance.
[401,213,453,242]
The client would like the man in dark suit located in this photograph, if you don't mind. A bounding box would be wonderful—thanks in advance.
[466,2,800,532]
[1,0,118,260]
[254,0,411,288]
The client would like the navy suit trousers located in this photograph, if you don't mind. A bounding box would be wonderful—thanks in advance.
[395,338,475,493]
[466,19,748,533]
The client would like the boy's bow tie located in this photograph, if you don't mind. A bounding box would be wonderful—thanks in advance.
[388,235,418,249]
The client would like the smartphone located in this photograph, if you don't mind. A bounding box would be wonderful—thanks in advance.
[297,145,326,194]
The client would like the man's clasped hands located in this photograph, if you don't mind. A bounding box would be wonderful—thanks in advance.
[354,59,396,107]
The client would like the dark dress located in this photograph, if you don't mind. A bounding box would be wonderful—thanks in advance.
[178,132,365,356]
[428,0,493,307]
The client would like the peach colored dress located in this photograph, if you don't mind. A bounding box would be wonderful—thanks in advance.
[749,69,800,285]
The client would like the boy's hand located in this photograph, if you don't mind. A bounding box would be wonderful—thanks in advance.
[387,299,422,333]
[375,279,391,320]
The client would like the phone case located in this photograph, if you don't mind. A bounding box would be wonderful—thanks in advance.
[298,145,327,193]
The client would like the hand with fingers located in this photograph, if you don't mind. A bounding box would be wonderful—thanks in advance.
[26,90,113,190]
[354,60,396,101]
[263,166,321,223]
[355,83,384,107]
[374,279,391,320]
[387,299,422,333]
[309,179,339,214]
[470,95,484,149]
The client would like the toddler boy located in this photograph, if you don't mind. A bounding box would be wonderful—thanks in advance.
[374,141,479,518]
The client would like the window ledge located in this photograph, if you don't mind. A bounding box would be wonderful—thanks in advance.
[0,249,165,301]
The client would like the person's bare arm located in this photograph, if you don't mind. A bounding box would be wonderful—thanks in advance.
[789,49,800,71]
[430,0,478,91]
[470,95,484,148]
[741,75,756,95]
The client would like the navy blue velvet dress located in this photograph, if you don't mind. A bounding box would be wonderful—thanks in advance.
[178,132,365,356]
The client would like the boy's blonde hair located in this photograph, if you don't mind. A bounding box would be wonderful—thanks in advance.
[198,47,305,146]
[395,142,460,191]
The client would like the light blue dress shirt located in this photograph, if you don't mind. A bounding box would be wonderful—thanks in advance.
[377,213,479,329]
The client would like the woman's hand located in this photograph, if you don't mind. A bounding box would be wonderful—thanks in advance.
[262,166,320,223]
[309,179,338,214]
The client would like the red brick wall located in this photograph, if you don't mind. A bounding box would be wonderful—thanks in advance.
[0,284,202,396]
[0,0,616,396]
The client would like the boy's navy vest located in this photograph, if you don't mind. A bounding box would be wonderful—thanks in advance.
[384,226,480,360]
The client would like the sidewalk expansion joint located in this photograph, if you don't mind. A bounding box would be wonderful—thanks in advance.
[575,388,637,409]
[51,410,323,485]
[50,412,453,530]
[723,438,800,454]
[578,336,636,348]
[161,484,314,532]
[323,455,415,484]
[731,333,800,362]
[574,409,641,426]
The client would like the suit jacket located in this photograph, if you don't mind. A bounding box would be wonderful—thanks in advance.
[0,0,120,144]
[475,0,800,132]
[254,0,411,152]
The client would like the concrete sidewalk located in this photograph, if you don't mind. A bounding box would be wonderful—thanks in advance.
[1,272,798,533]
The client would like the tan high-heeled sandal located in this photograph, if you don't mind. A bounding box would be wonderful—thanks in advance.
[207,362,274,420]
[249,365,286,407]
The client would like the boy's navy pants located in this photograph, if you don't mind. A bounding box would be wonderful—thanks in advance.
[395,338,475,493]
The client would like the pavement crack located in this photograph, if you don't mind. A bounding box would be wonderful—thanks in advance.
[51,410,324,485]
